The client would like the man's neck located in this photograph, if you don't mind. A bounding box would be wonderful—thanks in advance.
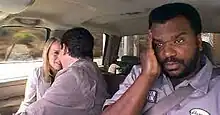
[62,56,79,68]
[170,70,199,87]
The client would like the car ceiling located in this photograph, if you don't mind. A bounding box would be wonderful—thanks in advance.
[1,0,220,36]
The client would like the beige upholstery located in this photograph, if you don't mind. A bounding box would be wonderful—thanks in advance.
[212,34,220,66]
[0,80,26,115]
[102,72,126,97]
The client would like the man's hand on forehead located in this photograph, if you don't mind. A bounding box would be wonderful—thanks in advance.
[146,30,153,49]
[140,30,161,78]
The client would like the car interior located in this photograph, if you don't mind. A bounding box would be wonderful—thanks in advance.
[0,0,220,114]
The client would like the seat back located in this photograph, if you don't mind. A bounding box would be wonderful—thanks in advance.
[202,41,214,64]
[102,72,126,97]
[117,56,140,75]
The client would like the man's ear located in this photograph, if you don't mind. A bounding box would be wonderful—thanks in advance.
[197,34,203,51]
[62,43,69,55]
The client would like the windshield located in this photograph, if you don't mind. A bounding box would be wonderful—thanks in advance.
[0,27,47,83]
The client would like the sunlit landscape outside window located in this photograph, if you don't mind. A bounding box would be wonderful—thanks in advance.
[0,27,46,82]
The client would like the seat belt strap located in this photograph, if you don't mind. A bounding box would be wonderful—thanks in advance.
[143,85,194,115]
[144,68,219,115]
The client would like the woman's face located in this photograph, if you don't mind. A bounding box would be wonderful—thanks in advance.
[48,41,62,70]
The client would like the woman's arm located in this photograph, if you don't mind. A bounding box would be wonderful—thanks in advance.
[15,67,40,115]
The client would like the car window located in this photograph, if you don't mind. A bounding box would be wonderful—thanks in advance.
[118,33,214,59]
[202,33,213,46]
[92,32,104,66]
[0,27,47,82]
[118,34,147,59]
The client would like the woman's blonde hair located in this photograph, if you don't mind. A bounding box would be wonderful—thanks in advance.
[42,37,60,84]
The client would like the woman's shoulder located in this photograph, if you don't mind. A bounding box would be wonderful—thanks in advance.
[34,66,43,72]
[28,66,43,79]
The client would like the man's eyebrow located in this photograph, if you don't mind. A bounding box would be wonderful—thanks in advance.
[152,32,188,42]
[175,32,187,38]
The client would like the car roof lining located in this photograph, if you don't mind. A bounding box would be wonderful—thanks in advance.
[0,0,220,36]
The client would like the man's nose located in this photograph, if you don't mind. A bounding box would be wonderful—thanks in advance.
[163,44,177,58]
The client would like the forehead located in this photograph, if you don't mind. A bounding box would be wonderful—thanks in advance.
[151,16,193,40]
[50,41,60,50]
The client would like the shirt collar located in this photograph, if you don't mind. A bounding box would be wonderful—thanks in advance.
[189,56,213,94]
[68,57,92,67]
[56,59,84,78]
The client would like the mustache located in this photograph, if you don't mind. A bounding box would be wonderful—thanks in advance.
[161,57,184,65]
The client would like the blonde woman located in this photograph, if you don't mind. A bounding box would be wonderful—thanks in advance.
[16,37,62,115]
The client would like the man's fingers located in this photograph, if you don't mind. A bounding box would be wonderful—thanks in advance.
[146,30,153,50]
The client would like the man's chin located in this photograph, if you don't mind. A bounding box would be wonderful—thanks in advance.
[164,69,183,78]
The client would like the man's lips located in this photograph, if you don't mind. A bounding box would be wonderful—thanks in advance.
[164,62,180,70]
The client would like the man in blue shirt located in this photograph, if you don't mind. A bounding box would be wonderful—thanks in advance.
[103,3,220,115]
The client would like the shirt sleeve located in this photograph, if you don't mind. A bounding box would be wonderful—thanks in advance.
[15,67,40,115]
[25,66,98,115]
[103,65,141,108]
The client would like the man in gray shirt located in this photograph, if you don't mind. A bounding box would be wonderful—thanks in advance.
[102,3,220,115]
[26,27,108,115]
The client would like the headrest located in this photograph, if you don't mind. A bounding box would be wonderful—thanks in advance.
[202,41,213,64]
[121,56,140,64]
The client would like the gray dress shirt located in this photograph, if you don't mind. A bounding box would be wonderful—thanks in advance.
[104,58,220,115]
[26,59,108,115]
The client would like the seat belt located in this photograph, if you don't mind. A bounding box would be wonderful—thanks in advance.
[143,85,194,115]
[143,68,219,115]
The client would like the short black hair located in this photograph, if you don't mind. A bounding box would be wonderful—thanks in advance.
[149,3,202,35]
[61,27,94,59]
